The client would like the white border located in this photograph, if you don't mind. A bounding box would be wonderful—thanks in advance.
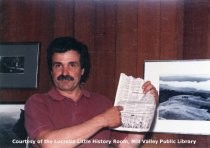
[144,59,210,135]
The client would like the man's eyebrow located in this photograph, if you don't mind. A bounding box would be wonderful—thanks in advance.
[68,61,80,64]
[52,61,80,65]
[68,61,78,63]
[52,61,62,64]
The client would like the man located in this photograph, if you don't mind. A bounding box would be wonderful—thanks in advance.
[25,37,158,148]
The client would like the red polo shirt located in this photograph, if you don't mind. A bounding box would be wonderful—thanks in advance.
[25,87,126,147]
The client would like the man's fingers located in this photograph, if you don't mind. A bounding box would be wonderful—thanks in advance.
[116,106,123,111]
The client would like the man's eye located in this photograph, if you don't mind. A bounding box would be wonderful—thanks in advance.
[71,63,77,67]
[53,64,62,68]
[69,63,78,67]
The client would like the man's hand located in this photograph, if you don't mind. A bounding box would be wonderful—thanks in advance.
[99,106,123,128]
[142,81,159,103]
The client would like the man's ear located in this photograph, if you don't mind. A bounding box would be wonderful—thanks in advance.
[81,68,85,76]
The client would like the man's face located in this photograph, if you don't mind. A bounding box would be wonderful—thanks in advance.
[51,50,84,92]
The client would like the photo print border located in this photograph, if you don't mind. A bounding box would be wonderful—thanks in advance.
[144,59,210,135]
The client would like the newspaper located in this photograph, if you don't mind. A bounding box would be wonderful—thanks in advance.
[113,73,156,132]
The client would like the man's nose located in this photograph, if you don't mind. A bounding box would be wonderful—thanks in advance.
[61,66,69,75]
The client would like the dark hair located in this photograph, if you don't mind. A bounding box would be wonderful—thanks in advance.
[47,37,91,83]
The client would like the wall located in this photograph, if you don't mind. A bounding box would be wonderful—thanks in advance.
[0,0,209,147]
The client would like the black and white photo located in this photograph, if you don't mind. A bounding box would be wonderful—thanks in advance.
[159,75,210,121]
[0,104,27,148]
[144,60,210,135]
[0,56,24,74]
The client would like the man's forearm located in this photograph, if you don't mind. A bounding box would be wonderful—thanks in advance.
[38,115,107,148]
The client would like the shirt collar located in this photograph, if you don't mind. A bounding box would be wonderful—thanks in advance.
[47,87,91,101]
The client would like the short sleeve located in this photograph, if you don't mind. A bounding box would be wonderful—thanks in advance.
[24,94,54,139]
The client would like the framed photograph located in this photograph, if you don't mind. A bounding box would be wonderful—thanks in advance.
[0,43,39,88]
[0,104,27,147]
[144,60,210,135]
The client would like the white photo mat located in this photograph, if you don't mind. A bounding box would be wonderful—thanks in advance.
[144,60,210,135]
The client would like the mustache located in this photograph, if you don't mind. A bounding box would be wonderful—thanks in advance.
[57,75,74,81]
